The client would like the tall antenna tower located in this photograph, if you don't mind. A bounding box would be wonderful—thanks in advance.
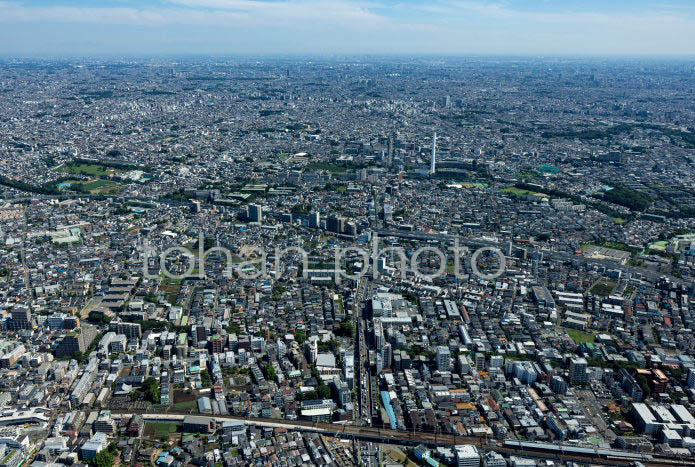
[430,132,437,175]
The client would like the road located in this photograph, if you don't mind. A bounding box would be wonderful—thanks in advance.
[353,260,377,467]
[577,389,616,442]
[109,411,694,467]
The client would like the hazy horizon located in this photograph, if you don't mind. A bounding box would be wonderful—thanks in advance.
[0,0,694,57]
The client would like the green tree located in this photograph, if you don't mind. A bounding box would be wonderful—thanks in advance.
[636,374,651,399]
[318,339,338,353]
[91,450,114,467]
[142,377,161,403]
[335,320,355,338]
[294,330,307,345]
[317,385,331,399]
[262,364,276,381]
[200,369,212,388]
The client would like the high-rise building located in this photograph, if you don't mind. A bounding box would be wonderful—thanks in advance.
[277,339,287,359]
[304,338,318,364]
[70,358,98,405]
[111,321,142,339]
[688,368,695,389]
[488,355,504,370]
[569,357,588,385]
[436,346,452,372]
[327,215,345,234]
[344,221,357,237]
[55,325,99,358]
[455,445,480,467]
[512,361,538,384]
[8,306,32,330]
[430,132,437,175]
[238,348,248,366]
[374,319,384,350]
[248,204,263,223]
[93,410,115,434]
[551,375,568,395]
[210,335,224,354]
[619,368,643,402]
[382,203,393,222]
[381,343,392,369]
[343,354,354,389]
[377,257,387,274]
[309,211,320,228]
[192,325,207,344]
[162,344,172,360]
[332,377,351,407]
[474,352,485,371]
[47,312,70,330]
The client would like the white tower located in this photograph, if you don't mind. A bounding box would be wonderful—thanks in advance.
[430,132,437,175]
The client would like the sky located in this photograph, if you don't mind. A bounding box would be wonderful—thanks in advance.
[0,0,694,56]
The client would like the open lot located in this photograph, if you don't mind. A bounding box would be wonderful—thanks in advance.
[500,186,547,197]
[144,421,179,439]
[60,162,121,177]
[565,327,595,344]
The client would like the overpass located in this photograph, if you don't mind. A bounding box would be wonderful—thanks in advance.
[111,410,693,467]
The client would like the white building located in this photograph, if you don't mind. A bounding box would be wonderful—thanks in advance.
[455,445,480,467]
[482,451,506,467]
[436,346,452,372]
[569,357,588,385]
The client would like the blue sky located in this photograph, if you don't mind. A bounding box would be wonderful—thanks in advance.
[0,0,693,56]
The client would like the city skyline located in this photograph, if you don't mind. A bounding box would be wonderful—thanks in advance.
[1,32,695,467]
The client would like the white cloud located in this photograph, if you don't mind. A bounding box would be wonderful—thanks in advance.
[0,1,239,25]
[0,0,386,26]
[0,0,693,54]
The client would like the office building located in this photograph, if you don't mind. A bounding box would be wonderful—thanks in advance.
[327,215,345,234]
[248,204,263,222]
[309,211,320,228]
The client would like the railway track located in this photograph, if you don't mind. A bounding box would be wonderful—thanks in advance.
[111,410,695,467]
